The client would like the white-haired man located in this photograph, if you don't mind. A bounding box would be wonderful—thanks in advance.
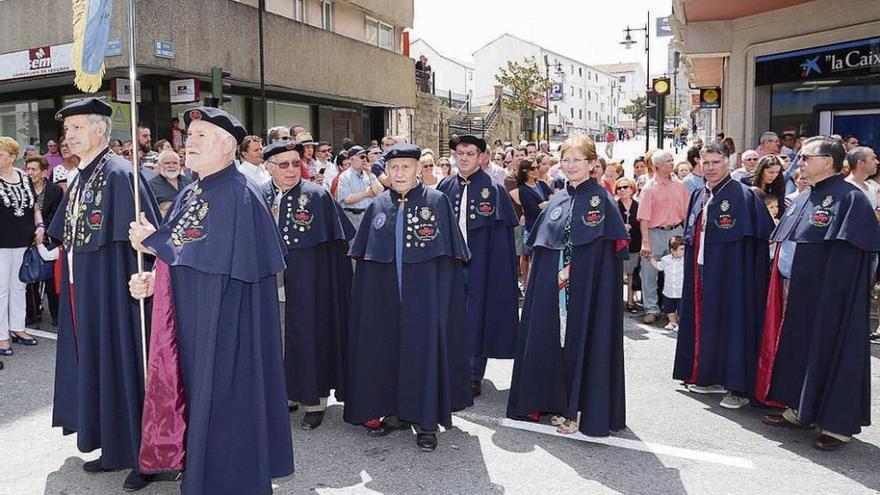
[637,149,690,324]
[48,98,160,491]
[128,106,293,494]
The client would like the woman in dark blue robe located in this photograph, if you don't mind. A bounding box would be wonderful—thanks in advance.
[506,136,629,436]
[48,142,159,482]
[258,140,355,430]
[757,164,880,449]
[344,144,472,452]
[131,108,294,494]
[673,171,774,405]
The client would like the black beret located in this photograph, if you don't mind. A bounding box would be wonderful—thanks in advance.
[449,134,486,153]
[347,145,366,157]
[262,140,300,161]
[183,107,247,144]
[55,98,112,121]
[383,143,422,161]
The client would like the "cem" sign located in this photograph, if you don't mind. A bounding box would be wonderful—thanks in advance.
[0,43,74,81]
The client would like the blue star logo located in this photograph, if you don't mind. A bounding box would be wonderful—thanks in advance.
[800,56,822,78]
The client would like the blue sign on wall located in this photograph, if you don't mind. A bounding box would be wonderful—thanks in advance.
[155,41,175,59]
[105,38,122,57]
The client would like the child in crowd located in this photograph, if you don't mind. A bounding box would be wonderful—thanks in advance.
[648,236,685,331]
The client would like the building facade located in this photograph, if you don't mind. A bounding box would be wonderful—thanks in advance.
[0,0,415,151]
[672,0,880,150]
[472,33,621,141]
[594,62,647,131]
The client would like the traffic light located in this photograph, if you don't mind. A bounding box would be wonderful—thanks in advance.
[652,77,671,96]
[211,67,232,107]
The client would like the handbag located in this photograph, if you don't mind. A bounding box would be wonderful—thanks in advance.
[19,246,54,283]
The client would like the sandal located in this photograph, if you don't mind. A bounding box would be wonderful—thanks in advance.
[626,304,638,314]
[556,419,579,435]
[549,415,566,427]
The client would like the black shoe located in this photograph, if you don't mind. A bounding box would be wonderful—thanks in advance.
[367,419,410,437]
[82,458,122,473]
[123,471,151,492]
[288,401,299,412]
[471,380,482,398]
[301,411,325,430]
[416,432,437,452]
[9,332,38,346]
[0,361,4,370]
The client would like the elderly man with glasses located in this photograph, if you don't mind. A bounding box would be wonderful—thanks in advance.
[336,145,384,230]
[757,136,880,451]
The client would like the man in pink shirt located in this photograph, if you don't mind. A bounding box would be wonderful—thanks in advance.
[43,140,63,175]
[637,149,690,324]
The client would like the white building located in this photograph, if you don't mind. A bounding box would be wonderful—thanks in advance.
[593,62,647,109]
[409,38,474,101]
[473,33,621,139]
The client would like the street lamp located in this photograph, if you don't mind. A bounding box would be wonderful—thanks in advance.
[543,54,563,145]
[621,12,651,152]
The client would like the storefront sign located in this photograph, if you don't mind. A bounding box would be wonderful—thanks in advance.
[111,78,142,103]
[169,78,200,103]
[0,43,74,81]
[549,82,564,101]
[755,36,880,86]
[699,87,721,109]
[155,41,175,59]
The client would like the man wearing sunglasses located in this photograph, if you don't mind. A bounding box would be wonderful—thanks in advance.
[757,136,880,451]
[315,141,338,190]
[337,145,383,230]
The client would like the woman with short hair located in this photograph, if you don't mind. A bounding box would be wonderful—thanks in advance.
[507,135,628,436]
[0,136,45,355]
[24,155,63,326]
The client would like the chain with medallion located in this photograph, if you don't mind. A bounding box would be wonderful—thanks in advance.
[62,153,112,250]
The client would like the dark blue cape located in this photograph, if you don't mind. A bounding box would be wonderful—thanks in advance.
[259,179,354,405]
[763,174,880,435]
[143,164,293,494]
[437,168,520,358]
[673,176,774,396]
[48,148,160,469]
[506,179,629,436]
[344,184,473,431]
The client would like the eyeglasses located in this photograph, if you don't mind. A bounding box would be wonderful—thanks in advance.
[278,136,291,141]
[270,159,303,169]
[369,151,381,155]
[743,157,758,162]
[423,164,434,168]
[527,165,540,171]
[616,185,631,191]
[560,158,588,165]
[798,153,831,161]
[122,150,132,156]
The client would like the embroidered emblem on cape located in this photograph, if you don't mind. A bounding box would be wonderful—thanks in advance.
[809,207,832,228]
[83,189,94,204]
[720,199,730,212]
[86,209,103,230]
[373,212,386,230]
[419,206,433,221]
[291,193,313,232]
[480,187,490,199]
[170,187,209,246]
[715,213,736,230]
[583,209,604,227]
[589,195,601,208]
[549,206,563,221]
[408,206,438,245]
[821,195,834,208]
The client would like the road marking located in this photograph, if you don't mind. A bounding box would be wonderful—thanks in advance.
[27,329,57,340]
[455,411,754,469]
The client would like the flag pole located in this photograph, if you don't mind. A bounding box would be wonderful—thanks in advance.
[125,0,148,385]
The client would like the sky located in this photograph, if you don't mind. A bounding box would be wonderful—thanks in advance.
[410,0,674,76]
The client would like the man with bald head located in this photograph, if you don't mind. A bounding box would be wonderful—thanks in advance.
[128,107,294,494]
[48,98,160,491]
[637,149,690,324]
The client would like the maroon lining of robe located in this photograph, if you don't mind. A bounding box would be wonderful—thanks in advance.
[754,244,785,408]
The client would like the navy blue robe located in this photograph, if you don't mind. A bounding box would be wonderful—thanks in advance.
[437,168,519,359]
[142,164,293,494]
[759,174,880,436]
[344,184,473,431]
[48,148,159,470]
[673,176,774,396]
[259,179,354,405]
[506,179,629,436]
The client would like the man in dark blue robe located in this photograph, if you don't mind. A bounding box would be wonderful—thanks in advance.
[673,143,774,408]
[437,135,519,397]
[506,136,629,436]
[258,140,355,430]
[128,107,293,493]
[344,144,472,452]
[48,98,160,492]
[757,136,880,450]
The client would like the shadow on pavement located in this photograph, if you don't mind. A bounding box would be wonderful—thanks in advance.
[277,404,503,494]
[676,389,880,492]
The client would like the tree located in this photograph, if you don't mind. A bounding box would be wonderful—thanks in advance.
[622,95,647,125]
[495,57,552,113]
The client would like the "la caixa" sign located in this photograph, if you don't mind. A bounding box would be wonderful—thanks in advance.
[755,36,880,86]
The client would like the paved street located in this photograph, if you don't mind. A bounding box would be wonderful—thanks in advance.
[2,305,879,495]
